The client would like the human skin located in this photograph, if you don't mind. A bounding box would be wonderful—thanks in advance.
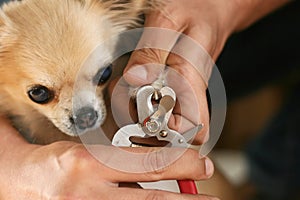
[0,116,215,199]
[123,0,291,145]
[0,0,291,199]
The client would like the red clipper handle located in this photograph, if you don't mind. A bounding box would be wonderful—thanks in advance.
[177,180,198,194]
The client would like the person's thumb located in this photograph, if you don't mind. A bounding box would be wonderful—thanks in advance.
[123,26,182,86]
[123,49,168,87]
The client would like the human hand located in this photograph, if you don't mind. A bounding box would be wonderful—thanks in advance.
[122,0,232,145]
[0,117,216,199]
[122,0,290,145]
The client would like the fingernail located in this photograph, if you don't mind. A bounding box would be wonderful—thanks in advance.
[205,158,214,177]
[125,65,148,85]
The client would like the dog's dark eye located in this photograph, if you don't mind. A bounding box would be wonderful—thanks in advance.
[28,85,53,104]
[93,64,112,85]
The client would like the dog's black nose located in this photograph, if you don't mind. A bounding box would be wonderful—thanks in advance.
[74,107,98,130]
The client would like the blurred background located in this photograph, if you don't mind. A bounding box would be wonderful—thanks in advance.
[198,1,300,199]
[0,0,299,199]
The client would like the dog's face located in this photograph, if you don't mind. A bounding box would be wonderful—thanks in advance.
[0,0,145,136]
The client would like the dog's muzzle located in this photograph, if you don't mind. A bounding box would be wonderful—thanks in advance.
[73,107,98,130]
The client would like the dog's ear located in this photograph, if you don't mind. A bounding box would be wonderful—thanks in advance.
[0,2,21,60]
[0,7,7,31]
[0,1,22,35]
[0,11,11,42]
[0,11,9,47]
[0,6,4,25]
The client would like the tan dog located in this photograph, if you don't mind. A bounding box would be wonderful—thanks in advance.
[0,0,156,144]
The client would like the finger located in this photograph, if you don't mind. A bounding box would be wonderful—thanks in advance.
[165,55,210,144]
[88,145,214,182]
[111,188,219,200]
[123,8,186,86]
[170,31,215,86]
[161,25,217,144]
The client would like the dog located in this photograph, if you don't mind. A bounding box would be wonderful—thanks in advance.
[0,0,160,144]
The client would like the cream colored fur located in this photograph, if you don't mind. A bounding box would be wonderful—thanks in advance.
[0,0,156,144]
